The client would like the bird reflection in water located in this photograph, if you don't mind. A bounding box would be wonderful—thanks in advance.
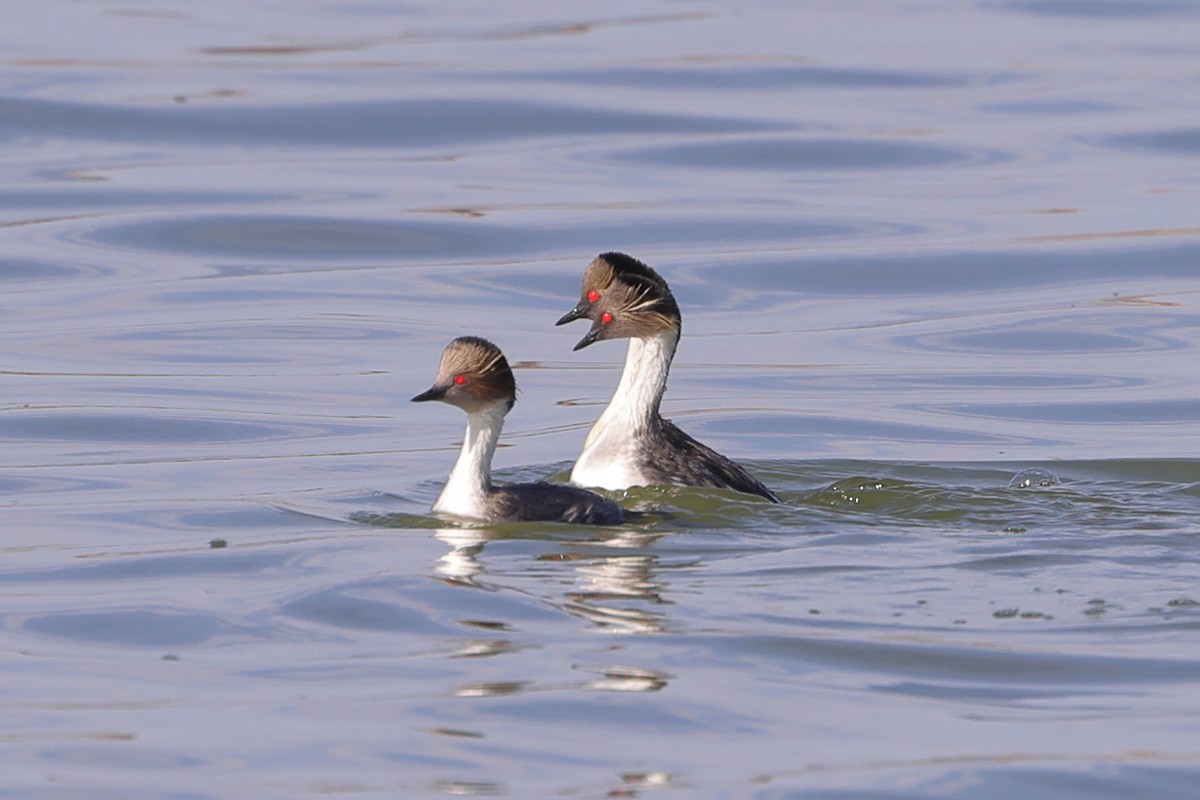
[433,526,670,635]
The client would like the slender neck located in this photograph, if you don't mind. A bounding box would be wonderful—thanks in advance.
[590,329,678,438]
[434,403,506,512]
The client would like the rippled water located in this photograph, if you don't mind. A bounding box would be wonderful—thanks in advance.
[4,1,1200,797]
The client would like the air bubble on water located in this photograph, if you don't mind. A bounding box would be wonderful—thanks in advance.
[1007,467,1061,489]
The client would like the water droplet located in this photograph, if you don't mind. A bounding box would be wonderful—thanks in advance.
[1007,468,1061,489]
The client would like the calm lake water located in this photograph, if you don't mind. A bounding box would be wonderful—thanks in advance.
[4,1,1200,797]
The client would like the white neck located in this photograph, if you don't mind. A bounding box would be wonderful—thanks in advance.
[571,329,678,490]
[432,402,506,519]
[592,330,677,439]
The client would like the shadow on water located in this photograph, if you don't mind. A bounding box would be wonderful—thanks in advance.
[691,242,1200,298]
[997,0,1200,19]
[1103,127,1200,157]
[611,136,1012,172]
[0,96,777,148]
[475,64,981,90]
[83,212,873,262]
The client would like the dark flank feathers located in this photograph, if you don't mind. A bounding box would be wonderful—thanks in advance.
[649,419,780,503]
[490,482,626,524]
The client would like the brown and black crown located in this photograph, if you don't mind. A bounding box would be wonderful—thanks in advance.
[412,336,517,412]
[557,252,681,348]
[597,251,671,296]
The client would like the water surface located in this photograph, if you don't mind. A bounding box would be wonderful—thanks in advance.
[3,1,1200,798]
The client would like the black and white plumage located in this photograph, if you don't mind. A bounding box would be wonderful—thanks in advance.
[412,336,626,525]
[557,252,780,503]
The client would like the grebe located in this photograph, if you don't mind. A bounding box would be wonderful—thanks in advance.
[556,253,780,503]
[412,336,626,524]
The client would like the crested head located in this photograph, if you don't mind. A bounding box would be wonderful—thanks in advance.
[595,251,671,292]
[561,252,680,350]
[411,335,517,413]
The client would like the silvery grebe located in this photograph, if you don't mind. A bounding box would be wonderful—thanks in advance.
[412,336,626,524]
[556,252,780,503]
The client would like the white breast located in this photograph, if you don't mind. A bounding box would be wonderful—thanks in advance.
[570,331,677,492]
[569,434,650,491]
[431,479,490,520]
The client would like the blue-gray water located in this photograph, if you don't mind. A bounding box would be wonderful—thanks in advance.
[3,1,1200,797]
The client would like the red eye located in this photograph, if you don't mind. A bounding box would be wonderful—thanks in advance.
[600,311,613,324]
[587,290,600,303]
[453,374,467,386]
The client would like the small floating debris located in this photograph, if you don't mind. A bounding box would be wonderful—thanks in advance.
[428,726,484,739]
[992,608,1051,620]
[1007,468,1061,489]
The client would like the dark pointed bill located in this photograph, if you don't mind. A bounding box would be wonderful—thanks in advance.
[556,303,588,326]
[411,385,447,403]
[572,326,603,351]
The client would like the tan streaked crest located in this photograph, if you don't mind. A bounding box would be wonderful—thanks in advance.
[414,336,517,412]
